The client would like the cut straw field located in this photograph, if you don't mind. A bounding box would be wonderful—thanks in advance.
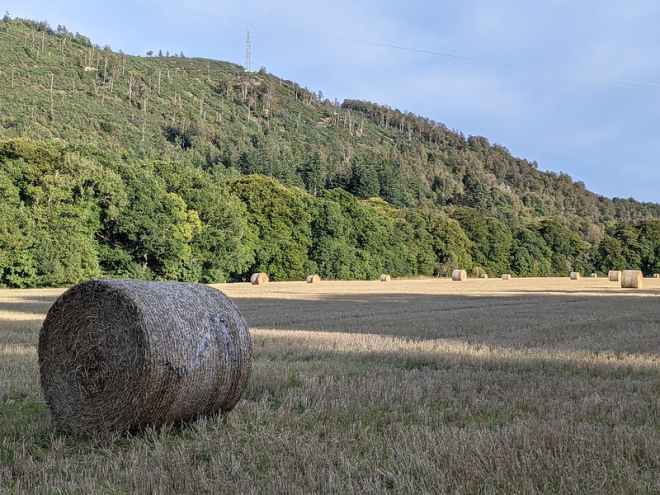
[2,277,660,493]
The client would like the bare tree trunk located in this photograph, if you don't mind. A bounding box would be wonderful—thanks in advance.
[49,73,54,119]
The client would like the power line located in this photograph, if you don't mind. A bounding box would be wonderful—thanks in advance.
[8,1,660,93]
[122,0,660,93]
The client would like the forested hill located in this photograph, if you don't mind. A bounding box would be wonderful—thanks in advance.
[1,15,659,288]
[1,16,658,223]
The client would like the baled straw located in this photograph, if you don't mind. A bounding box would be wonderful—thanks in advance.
[307,274,321,284]
[380,274,391,282]
[480,273,489,279]
[501,274,511,280]
[653,274,659,279]
[621,270,643,289]
[38,279,252,437]
[569,272,581,280]
[608,270,622,282]
[251,273,269,285]
[590,273,598,278]
[452,269,467,282]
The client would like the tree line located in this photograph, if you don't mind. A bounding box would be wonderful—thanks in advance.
[2,14,660,240]
[1,139,659,288]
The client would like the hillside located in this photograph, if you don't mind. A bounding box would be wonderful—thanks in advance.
[1,16,659,223]
[0,15,659,287]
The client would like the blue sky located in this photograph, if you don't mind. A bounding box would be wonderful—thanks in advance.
[6,1,660,203]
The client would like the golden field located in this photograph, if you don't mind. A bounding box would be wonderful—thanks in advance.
[2,276,660,493]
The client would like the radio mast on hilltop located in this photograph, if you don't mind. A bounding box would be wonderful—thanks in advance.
[245,27,252,72]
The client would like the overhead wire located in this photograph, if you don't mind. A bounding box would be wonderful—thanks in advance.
[124,0,660,93]
[6,0,660,92]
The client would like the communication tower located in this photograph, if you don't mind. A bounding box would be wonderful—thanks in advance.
[245,27,252,72]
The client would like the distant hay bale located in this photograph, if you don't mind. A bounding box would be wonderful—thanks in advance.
[38,279,252,437]
[480,273,488,279]
[608,270,622,282]
[654,274,659,279]
[251,272,269,285]
[569,272,581,280]
[590,273,598,278]
[621,270,643,289]
[452,269,467,281]
[307,274,321,284]
[380,274,391,282]
[501,274,511,280]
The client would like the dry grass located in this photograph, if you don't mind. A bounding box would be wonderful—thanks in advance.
[2,277,660,493]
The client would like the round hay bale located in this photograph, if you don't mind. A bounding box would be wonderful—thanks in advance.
[501,274,511,280]
[480,273,489,279]
[590,273,598,278]
[653,274,659,279]
[621,270,643,289]
[569,272,581,280]
[380,274,391,282]
[451,269,467,282]
[38,279,252,437]
[250,272,269,285]
[608,270,622,282]
[307,274,321,284]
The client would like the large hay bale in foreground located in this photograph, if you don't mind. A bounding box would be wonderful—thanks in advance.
[452,269,467,282]
[569,272,581,280]
[307,274,321,284]
[38,279,252,437]
[380,274,391,282]
[501,274,511,280]
[251,272,269,285]
[608,270,622,282]
[621,270,643,289]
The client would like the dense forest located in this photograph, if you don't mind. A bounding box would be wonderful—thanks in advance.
[0,16,659,287]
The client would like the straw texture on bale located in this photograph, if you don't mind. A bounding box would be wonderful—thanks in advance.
[501,274,511,280]
[569,272,581,280]
[380,274,391,282]
[38,279,252,437]
[307,274,321,284]
[452,269,467,282]
[621,270,643,289]
[608,270,622,282]
[251,272,269,285]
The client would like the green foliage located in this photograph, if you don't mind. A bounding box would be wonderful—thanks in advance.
[0,136,658,287]
[347,156,380,200]
[536,219,589,275]
[225,175,311,281]
[0,140,103,286]
[450,207,512,276]
[637,219,660,274]
[0,17,658,286]
[423,210,473,276]
[595,236,626,273]
[611,224,643,270]
[147,160,255,282]
[511,227,553,277]
[307,191,361,279]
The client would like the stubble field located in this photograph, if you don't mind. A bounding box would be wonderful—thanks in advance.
[1,277,660,493]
